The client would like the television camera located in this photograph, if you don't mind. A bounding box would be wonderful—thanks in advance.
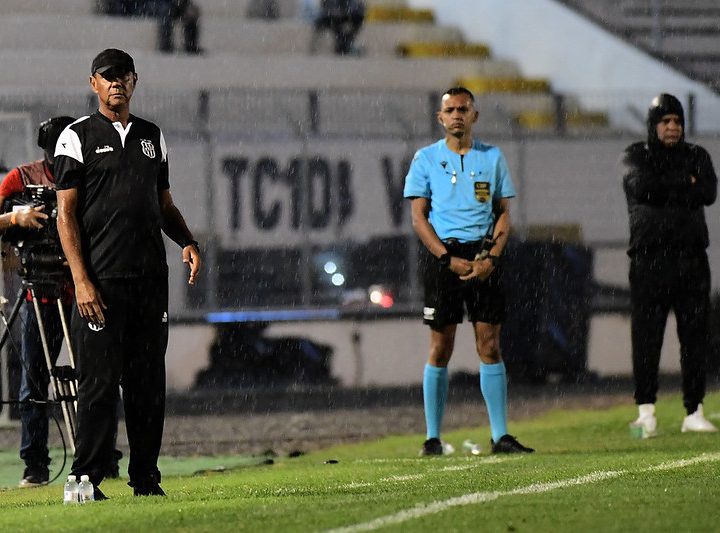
[3,184,68,285]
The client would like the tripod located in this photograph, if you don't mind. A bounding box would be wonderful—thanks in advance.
[0,279,78,452]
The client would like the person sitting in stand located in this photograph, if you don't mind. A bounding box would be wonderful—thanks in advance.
[307,0,366,56]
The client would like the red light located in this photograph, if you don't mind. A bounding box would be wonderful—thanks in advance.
[379,294,394,308]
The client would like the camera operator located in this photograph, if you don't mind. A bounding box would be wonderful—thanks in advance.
[0,117,121,487]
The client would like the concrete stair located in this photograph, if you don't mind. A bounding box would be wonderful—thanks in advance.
[0,0,611,137]
[0,14,464,57]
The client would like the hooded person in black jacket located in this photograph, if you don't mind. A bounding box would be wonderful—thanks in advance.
[622,93,718,437]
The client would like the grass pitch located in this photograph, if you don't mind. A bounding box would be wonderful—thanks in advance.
[0,392,718,532]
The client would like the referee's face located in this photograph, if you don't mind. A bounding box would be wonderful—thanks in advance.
[90,71,137,111]
[438,93,478,138]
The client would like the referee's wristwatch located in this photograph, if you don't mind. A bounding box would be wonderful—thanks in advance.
[183,239,200,250]
[437,252,451,269]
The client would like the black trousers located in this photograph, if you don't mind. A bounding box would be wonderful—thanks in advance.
[70,277,168,487]
[630,250,710,414]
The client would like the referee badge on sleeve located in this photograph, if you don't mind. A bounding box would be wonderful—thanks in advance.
[474,182,490,203]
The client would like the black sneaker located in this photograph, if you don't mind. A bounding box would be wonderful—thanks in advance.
[491,434,535,454]
[419,437,444,456]
[93,486,109,501]
[131,481,166,496]
[18,466,49,488]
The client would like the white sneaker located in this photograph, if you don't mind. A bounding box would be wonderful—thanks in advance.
[629,403,657,438]
[681,404,718,433]
[630,414,657,438]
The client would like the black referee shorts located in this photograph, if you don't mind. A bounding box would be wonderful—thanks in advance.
[421,239,506,329]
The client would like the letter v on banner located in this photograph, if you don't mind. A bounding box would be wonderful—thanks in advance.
[381,155,413,227]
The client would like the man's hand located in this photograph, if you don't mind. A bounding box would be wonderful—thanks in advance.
[74,278,107,327]
[183,244,201,285]
[448,256,473,277]
[15,206,48,229]
[459,257,495,281]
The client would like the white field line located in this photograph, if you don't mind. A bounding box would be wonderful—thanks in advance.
[380,474,424,482]
[324,452,720,533]
[440,456,510,471]
[337,456,515,490]
[353,455,513,465]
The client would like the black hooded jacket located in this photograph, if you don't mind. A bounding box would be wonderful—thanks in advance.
[622,95,717,255]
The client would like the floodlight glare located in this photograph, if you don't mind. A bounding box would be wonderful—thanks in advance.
[369,289,383,304]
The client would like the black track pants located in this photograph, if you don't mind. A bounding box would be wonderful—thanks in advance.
[70,277,168,486]
[630,251,709,414]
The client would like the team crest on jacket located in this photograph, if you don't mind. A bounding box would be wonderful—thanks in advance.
[140,139,156,159]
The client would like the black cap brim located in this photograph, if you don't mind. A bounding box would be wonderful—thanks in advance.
[94,65,134,79]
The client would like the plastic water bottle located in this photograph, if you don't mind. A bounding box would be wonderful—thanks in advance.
[79,475,94,503]
[63,475,79,505]
[462,439,482,456]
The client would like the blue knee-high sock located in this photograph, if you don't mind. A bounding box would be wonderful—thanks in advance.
[423,364,448,440]
[480,362,508,442]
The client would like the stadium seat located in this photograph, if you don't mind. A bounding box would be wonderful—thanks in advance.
[365,5,434,23]
[396,41,491,59]
[457,77,552,94]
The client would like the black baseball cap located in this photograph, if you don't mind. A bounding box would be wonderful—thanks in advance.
[91,48,135,77]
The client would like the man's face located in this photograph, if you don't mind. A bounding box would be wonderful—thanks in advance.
[437,93,478,137]
[656,113,683,147]
[89,70,137,110]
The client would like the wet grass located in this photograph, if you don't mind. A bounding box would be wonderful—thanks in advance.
[0,392,718,532]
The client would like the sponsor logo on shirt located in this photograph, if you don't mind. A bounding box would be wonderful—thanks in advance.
[162,311,168,323]
[88,322,105,332]
[140,139,156,159]
[95,145,113,154]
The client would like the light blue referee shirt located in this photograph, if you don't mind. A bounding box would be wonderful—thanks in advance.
[403,139,516,242]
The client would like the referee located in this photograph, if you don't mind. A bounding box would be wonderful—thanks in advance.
[54,48,201,498]
[404,87,533,455]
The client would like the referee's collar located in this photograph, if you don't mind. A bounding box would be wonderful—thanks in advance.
[441,138,479,153]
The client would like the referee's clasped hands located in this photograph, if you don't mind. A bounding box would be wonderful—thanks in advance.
[452,256,495,282]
